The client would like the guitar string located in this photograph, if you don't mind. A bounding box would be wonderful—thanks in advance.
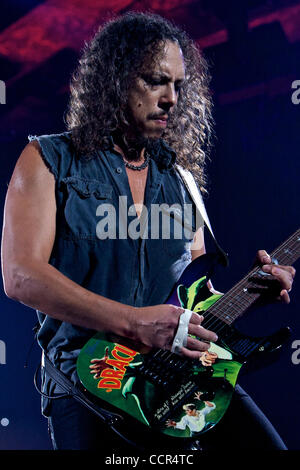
[204,232,299,351]
[201,230,299,327]
[149,231,300,365]
[185,231,300,351]
[204,269,261,324]
[225,232,300,319]
[199,231,300,344]
[203,232,300,326]
[203,291,253,328]
[201,297,250,333]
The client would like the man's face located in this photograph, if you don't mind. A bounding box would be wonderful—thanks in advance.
[186,409,197,417]
[127,40,185,139]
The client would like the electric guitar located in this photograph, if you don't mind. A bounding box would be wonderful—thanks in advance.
[76,229,299,446]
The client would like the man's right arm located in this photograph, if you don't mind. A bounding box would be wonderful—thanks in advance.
[1,142,217,357]
[1,141,138,337]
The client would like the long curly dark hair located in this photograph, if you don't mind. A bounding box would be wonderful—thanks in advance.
[65,12,213,192]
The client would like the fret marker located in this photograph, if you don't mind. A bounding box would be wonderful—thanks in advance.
[243,288,248,293]
[284,249,291,255]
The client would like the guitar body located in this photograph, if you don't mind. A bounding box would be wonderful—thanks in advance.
[77,331,242,440]
[77,253,291,443]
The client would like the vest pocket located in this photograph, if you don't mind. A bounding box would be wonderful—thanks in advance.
[60,177,113,240]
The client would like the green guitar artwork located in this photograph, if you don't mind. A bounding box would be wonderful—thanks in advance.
[77,229,299,441]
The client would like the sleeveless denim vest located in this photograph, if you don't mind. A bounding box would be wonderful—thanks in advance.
[28,131,198,412]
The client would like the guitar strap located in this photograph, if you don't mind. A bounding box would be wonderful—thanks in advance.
[37,352,140,446]
[175,164,229,267]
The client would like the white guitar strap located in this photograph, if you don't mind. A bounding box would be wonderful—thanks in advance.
[175,164,228,266]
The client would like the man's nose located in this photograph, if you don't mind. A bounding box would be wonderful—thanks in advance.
[160,83,177,109]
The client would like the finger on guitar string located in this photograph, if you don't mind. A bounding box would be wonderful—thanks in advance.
[274,264,296,278]
[255,250,295,275]
[186,335,212,352]
[262,264,295,288]
[188,321,218,343]
[166,309,218,358]
[188,311,204,324]
[254,249,296,301]
[188,311,218,340]
[279,289,290,304]
[261,264,295,304]
[256,249,272,265]
[180,344,209,360]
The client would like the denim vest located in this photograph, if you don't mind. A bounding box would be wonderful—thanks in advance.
[28,132,198,410]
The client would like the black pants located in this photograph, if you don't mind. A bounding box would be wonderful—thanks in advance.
[47,384,287,451]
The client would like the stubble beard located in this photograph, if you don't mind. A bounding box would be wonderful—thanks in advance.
[114,106,165,161]
[114,130,162,162]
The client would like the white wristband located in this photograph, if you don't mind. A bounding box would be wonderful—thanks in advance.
[171,309,193,355]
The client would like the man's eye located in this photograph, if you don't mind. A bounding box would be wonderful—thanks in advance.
[142,75,183,92]
[150,80,161,87]
[142,75,163,86]
[146,77,162,86]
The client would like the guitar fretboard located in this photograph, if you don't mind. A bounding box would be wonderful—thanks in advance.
[202,229,300,335]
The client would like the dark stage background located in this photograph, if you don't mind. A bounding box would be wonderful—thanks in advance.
[0,0,299,450]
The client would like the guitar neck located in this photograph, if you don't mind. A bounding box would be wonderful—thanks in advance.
[203,228,300,330]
